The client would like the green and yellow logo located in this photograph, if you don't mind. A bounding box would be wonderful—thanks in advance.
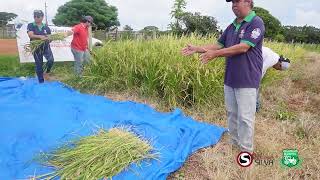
[281,149,302,168]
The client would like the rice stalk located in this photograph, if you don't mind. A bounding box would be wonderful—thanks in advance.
[24,33,66,53]
[32,128,158,180]
[72,35,307,109]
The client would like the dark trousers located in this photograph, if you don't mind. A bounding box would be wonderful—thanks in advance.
[32,45,54,83]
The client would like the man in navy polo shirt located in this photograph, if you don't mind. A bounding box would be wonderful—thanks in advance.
[27,10,54,83]
[181,0,265,153]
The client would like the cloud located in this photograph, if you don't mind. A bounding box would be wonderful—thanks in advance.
[112,0,233,30]
[0,0,68,23]
[0,0,319,29]
[295,9,320,27]
[109,0,173,30]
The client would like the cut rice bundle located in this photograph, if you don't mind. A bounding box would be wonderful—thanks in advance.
[32,128,158,179]
[24,33,66,53]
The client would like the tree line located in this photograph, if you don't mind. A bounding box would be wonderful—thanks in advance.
[0,0,319,44]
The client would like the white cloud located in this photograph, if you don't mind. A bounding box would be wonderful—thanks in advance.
[0,0,320,30]
[111,0,233,30]
[0,0,68,24]
[295,9,320,27]
[186,0,233,29]
[108,0,173,30]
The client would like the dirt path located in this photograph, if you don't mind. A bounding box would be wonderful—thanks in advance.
[0,39,18,55]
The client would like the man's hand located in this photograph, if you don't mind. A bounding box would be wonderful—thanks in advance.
[181,44,200,56]
[63,31,73,38]
[199,50,219,64]
[63,32,68,38]
[40,36,48,41]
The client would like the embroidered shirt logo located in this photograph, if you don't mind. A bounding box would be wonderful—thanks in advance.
[239,29,245,39]
[251,28,261,39]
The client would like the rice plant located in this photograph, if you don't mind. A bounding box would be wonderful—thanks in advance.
[33,128,158,180]
[76,35,307,109]
[24,33,66,53]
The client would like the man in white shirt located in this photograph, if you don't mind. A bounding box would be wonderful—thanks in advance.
[257,47,291,112]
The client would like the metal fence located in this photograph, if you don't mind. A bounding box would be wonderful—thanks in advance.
[0,27,16,39]
[0,24,16,39]
[0,26,158,41]
[93,30,158,41]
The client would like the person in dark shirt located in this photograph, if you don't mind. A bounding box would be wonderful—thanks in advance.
[181,0,265,153]
[27,10,54,83]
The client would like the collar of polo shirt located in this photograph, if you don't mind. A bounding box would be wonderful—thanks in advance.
[232,11,256,31]
[32,22,46,31]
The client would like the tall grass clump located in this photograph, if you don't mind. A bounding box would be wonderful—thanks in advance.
[32,128,157,179]
[79,35,225,108]
[261,40,307,85]
[297,43,320,53]
[77,35,308,109]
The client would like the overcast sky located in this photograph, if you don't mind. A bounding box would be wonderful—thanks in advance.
[1,0,320,30]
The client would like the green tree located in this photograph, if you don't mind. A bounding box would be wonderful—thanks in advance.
[181,12,219,35]
[303,26,320,44]
[253,7,283,41]
[123,25,133,31]
[282,26,303,43]
[140,26,159,37]
[283,25,320,44]
[53,0,120,30]
[121,25,133,40]
[169,0,187,35]
[0,12,17,26]
[142,26,159,32]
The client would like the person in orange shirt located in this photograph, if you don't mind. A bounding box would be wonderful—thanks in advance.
[66,16,93,75]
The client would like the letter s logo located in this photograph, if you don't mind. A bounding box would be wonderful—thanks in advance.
[237,152,253,167]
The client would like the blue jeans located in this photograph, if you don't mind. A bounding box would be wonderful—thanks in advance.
[71,48,91,75]
[224,85,257,153]
[33,45,54,83]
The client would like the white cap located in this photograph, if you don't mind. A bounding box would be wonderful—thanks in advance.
[281,61,290,70]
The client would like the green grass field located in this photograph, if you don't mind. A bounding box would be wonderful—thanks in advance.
[0,55,34,77]
[0,55,75,81]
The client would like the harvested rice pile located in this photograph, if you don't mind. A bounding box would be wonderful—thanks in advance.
[33,128,158,179]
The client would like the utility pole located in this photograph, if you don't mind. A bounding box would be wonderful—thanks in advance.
[45,2,48,25]
[89,25,93,51]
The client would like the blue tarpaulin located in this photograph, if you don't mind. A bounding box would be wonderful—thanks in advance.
[0,77,226,180]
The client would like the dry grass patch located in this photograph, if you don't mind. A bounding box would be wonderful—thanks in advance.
[168,53,320,180]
